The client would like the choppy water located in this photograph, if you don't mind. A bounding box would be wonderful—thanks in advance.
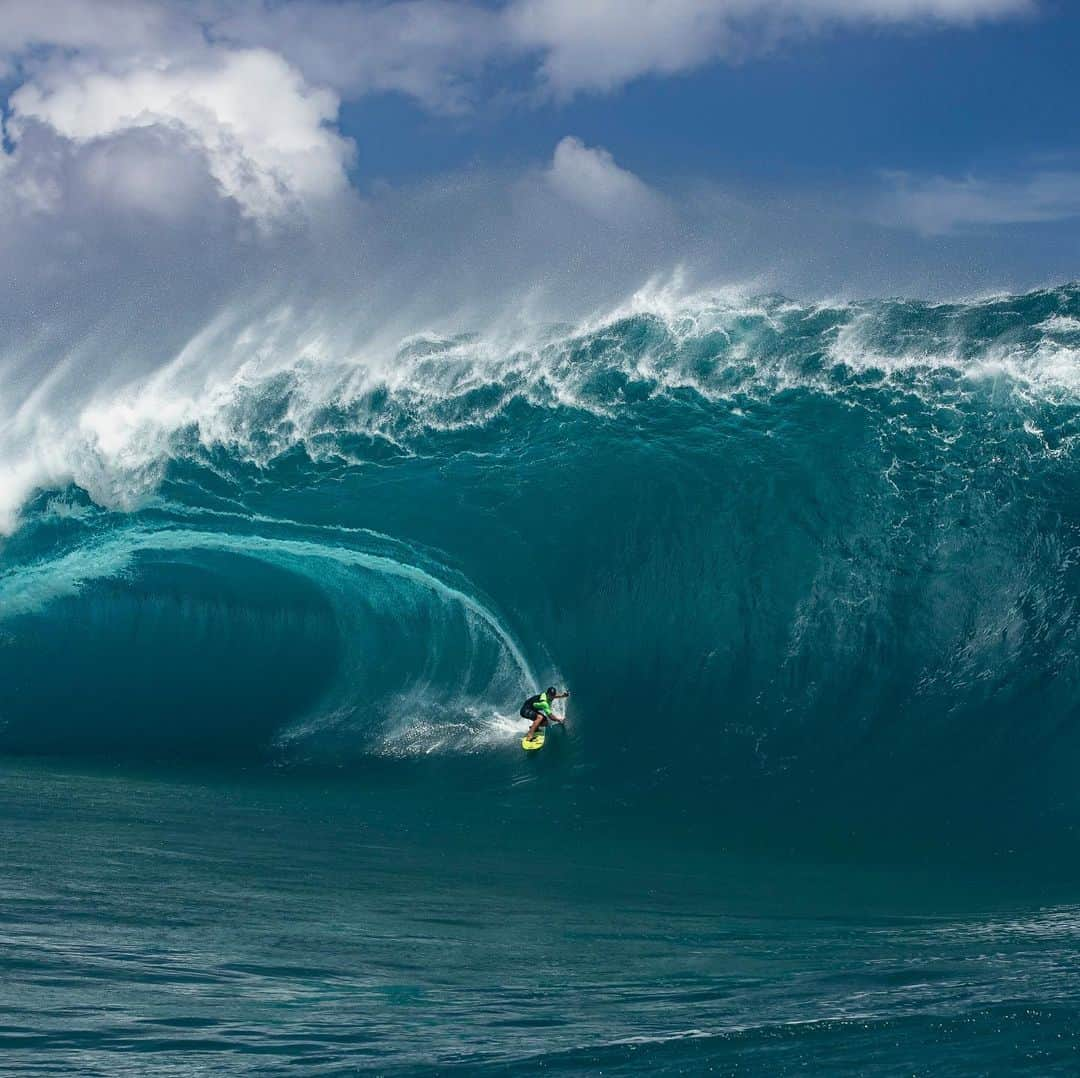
[3,760,1080,1075]
[5,284,1080,1071]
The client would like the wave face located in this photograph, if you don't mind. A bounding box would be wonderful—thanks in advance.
[5,284,1080,842]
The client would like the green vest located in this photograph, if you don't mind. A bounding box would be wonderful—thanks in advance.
[535,692,553,716]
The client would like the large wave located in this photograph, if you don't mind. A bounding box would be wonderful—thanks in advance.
[4,283,1080,841]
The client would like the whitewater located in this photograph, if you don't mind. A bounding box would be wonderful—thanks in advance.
[5,282,1080,1073]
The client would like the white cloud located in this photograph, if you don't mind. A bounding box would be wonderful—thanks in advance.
[8,48,354,220]
[508,0,734,97]
[504,0,1033,97]
[546,136,662,222]
[0,0,195,57]
[75,127,225,220]
[801,0,1031,18]
[0,0,1041,242]
[880,170,1080,235]
[210,0,506,114]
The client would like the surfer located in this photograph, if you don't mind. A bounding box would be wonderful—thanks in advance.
[522,687,570,742]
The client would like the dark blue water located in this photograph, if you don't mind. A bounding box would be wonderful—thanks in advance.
[3,758,1080,1075]
[4,285,1080,1071]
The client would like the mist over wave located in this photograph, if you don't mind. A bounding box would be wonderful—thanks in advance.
[5,282,1080,844]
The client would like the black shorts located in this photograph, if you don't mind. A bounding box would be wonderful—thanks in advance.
[520,705,548,725]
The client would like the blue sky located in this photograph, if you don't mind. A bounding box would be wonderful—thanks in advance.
[345,3,1080,190]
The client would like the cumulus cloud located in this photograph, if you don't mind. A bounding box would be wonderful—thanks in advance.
[880,170,1080,235]
[7,48,353,221]
[546,136,663,223]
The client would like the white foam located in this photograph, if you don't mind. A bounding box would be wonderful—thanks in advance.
[1037,314,1080,335]
[373,708,530,758]
[5,284,1080,536]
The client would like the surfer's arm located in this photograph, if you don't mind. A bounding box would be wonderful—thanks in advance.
[554,690,569,721]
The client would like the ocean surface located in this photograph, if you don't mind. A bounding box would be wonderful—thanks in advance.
[4,284,1080,1072]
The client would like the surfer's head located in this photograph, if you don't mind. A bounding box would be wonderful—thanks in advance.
[545,686,557,697]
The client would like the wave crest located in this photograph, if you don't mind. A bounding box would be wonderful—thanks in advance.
[5,283,1080,533]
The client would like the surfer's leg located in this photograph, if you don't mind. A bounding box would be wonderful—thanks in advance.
[524,710,540,741]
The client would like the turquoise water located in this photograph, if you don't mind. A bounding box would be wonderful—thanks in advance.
[5,285,1080,1070]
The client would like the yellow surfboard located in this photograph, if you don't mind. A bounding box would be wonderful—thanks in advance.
[522,732,545,751]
